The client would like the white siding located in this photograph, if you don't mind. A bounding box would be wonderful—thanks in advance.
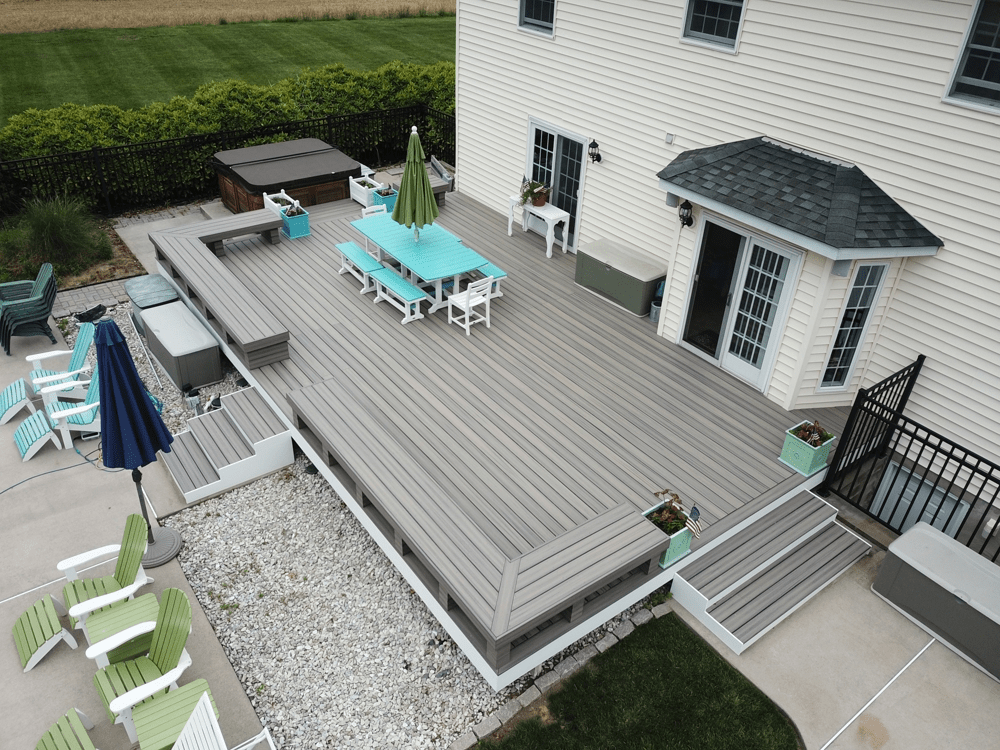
[456,0,1000,463]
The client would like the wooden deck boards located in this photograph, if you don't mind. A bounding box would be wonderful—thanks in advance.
[204,193,850,669]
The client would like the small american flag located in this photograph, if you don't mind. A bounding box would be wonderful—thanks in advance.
[686,506,703,538]
[520,175,530,194]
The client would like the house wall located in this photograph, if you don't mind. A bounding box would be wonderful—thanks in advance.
[455,0,1000,464]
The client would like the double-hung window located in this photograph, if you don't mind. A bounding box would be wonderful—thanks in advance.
[683,0,746,49]
[520,0,554,34]
[821,264,887,389]
[950,0,1000,107]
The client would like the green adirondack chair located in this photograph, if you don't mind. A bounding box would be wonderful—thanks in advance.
[87,587,193,744]
[51,513,153,633]
[35,709,96,750]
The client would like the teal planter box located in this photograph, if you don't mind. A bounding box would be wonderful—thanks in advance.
[779,421,835,476]
[659,527,693,568]
[281,207,310,239]
[643,502,694,568]
[373,188,397,213]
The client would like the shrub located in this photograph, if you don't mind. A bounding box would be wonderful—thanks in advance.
[0,62,455,160]
[5,196,112,279]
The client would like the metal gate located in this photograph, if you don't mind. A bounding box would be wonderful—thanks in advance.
[819,355,1000,562]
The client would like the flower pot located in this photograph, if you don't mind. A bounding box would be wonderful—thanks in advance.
[349,175,385,207]
[531,194,548,207]
[643,502,694,568]
[280,207,310,239]
[779,421,835,476]
[373,188,398,213]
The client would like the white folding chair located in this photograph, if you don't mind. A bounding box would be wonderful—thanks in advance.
[448,276,493,335]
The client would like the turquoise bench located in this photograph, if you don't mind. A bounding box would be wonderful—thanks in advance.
[475,260,507,298]
[370,268,429,324]
[336,242,382,294]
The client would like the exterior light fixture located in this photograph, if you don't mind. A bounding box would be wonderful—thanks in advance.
[589,140,602,163]
[678,200,694,227]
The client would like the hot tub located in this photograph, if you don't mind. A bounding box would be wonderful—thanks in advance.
[212,138,362,213]
[872,522,1000,681]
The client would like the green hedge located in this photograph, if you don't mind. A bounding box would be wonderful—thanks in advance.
[0,61,455,161]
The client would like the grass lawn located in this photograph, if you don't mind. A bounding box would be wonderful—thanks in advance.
[480,613,801,750]
[0,17,455,124]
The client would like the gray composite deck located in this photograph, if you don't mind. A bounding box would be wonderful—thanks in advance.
[171,193,849,674]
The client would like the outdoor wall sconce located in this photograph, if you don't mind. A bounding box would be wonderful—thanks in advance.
[589,140,602,163]
[678,200,694,227]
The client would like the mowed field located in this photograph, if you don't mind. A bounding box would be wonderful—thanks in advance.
[2,0,455,34]
[1,8,456,124]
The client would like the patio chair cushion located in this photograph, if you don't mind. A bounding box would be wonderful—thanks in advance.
[132,679,217,750]
[35,709,95,750]
[1,376,34,425]
[13,596,78,672]
[13,409,61,461]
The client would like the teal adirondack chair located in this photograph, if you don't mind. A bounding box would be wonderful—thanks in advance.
[34,709,96,750]
[26,321,96,394]
[41,366,100,449]
[87,588,193,744]
[51,513,153,633]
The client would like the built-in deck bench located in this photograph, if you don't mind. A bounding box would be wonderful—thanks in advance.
[286,376,671,674]
[149,230,289,369]
[166,209,282,256]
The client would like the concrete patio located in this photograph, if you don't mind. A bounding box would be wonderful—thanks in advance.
[1,328,263,750]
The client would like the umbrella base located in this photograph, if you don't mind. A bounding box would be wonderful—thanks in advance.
[142,526,183,568]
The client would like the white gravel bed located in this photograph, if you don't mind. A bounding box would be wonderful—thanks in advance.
[61,302,655,748]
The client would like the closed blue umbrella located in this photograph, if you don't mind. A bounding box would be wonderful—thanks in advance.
[96,318,181,567]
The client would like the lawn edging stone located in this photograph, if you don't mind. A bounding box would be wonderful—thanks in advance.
[472,715,502,739]
[652,601,673,618]
[595,632,618,652]
[613,620,635,640]
[448,730,477,750]
[535,669,561,693]
[631,608,654,626]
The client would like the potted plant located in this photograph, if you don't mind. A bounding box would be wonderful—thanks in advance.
[349,174,385,207]
[779,420,835,476]
[520,180,551,207]
[280,201,310,239]
[372,186,398,212]
[643,488,701,568]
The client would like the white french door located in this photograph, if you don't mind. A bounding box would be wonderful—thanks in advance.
[526,119,585,248]
[683,219,800,391]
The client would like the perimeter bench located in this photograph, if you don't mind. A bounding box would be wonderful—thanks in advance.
[167,209,283,257]
[149,231,289,369]
[370,267,429,324]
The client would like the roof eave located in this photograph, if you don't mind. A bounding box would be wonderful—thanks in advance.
[661,180,941,261]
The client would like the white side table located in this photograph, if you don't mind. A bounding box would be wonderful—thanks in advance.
[507,196,570,258]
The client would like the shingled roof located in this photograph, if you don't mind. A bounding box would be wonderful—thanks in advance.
[657,137,942,252]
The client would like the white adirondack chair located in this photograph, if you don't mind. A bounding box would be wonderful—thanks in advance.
[175,692,277,750]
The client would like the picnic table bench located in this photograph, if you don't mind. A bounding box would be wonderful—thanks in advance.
[149,228,289,369]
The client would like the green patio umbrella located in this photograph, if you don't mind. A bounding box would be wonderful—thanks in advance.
[392,125,440,241]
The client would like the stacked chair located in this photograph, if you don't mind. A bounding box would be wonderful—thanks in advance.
[0,262,58,355]
[14,514,276,750]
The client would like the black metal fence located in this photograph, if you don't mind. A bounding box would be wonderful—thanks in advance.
[0,105,455,219]
[820,356,1000,562]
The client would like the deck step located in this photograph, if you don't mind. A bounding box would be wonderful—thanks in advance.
[161,431,220,495]
[188,409,254,469]
[678,492,836,600]
[707,522,871,649]
[221,387,286,444]
[161,386,295,504]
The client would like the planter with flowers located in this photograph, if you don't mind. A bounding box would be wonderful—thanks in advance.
[779,420,835,476]
[520,180,551,207]
[349,175,385,207]
[643,488,701,568]
[263,190,310,239]
[372,187,398,213]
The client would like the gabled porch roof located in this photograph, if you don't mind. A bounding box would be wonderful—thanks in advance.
[657,137,942,260]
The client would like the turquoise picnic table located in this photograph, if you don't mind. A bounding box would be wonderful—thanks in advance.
[351,214,488,312]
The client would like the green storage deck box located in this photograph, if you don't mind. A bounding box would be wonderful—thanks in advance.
[575,239,668,316]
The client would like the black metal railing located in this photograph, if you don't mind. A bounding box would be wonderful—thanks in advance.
[0,105,455,218]
[820,355,1000,562]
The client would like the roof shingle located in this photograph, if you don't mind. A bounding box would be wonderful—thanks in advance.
[657,137,941,250]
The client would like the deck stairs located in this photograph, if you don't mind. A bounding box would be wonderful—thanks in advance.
[671,491,871,655]
[161,387,294,504]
